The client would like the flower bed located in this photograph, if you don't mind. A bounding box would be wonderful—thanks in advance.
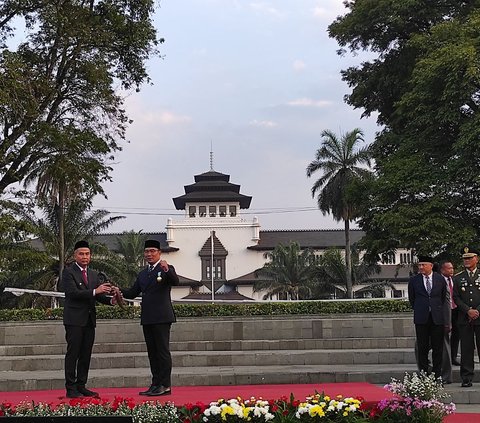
[0,373,455,423]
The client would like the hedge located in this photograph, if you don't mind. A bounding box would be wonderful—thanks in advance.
[0,299,412,321]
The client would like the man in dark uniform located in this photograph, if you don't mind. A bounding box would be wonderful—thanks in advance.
[62,240,115,398]
[120,239,179,396]
[453,246,480,387]
[408,255,449,379]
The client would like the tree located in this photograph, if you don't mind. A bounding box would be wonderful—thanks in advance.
[312,248,382,299]
[23,126,113,286]
[0,0,159,195]
[328,1,480,257]
[306,128,372,298]
[254,242,317,300]
[5,198,124,308]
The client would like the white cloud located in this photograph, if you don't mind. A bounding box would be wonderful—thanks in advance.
[293,60,306,72]
[287,98,332,107]
[249,2,284,19]
[250,119,277,128]
[140,111,191,125]
[312,1,347,21]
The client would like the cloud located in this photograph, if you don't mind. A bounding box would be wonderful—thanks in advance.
[250,119,278,128]
[287,98,332,107]
[312,1,347,21]
[249,2,284,19]
[293,60,306,72]
[140,111,192,125]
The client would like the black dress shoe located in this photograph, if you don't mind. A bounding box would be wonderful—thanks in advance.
[146,385,171,396]
[452,359,461,366]
[66,390,84,398]
[77,386,99,397]
[139,385,157,396]
[461,381,473,387]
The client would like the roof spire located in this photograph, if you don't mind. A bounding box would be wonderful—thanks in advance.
[210,140,214,171]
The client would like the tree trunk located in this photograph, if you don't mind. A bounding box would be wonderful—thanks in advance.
[344,218,353,299]
[55,189,66,308]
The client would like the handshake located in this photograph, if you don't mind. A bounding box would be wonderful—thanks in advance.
[96,273,126,307]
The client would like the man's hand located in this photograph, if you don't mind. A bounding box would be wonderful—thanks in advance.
[159,260,169,272]
[467,308,479,320]
[96,283,112,294]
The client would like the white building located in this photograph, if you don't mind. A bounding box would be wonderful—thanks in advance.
[99,168,414,301]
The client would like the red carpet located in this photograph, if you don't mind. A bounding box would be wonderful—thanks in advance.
[0,383,478,422]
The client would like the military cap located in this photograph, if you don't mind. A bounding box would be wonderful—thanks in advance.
[461,246,479,258]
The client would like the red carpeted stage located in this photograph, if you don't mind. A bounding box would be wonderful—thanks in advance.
[1,383,478,422]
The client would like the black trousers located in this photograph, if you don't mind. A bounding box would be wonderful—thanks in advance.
[459,323,480,383]
[64,323,95,391]
[415,313,444,379]
[143,323,172,388]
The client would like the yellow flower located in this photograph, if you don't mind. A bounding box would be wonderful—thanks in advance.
[221,406,234,420]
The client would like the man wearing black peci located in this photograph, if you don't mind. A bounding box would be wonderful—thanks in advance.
[120,239,179,396]
[62,240,117,398]
[408,255,449,379]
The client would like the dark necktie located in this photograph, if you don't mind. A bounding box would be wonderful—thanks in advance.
[148,264,154,272]
[425,276,432,295]
[448,277,456,308]
[82,268,88,286]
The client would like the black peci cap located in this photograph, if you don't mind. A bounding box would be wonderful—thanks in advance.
[144,239,161,250]
[74,240,90,250]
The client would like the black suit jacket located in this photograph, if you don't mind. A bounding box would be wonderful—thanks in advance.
[62,264,111,327]
[408,272,449,325]
[122,264,179,325]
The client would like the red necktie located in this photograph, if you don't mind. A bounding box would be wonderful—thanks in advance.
[449,277,456,309]
[82,269,88,286]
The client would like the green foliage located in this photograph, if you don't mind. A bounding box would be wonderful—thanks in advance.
[329,1,480,258]
[0,0,159,194]
[254,242,317,300]
[0,300,412,321]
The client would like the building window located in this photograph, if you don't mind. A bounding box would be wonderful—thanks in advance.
[400,253,412,264]
[209,205,216,217]
[203,258,225,280]
[189,206,196,217]
[229,205,237,217]
[199,206,206,217]
[381,253,396,264]
[219,206,227,217]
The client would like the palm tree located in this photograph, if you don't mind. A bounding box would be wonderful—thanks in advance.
[254,242,317,300]
[7,199,123,308]
[23,126,111,288]
[312,247,381,299]
[91,230,147,288]
[306,128,372,298]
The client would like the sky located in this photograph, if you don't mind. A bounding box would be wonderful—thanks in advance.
[92,0,380,233]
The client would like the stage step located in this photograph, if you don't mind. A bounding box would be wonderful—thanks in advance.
[0,315,476,404]
[0,348,418,371]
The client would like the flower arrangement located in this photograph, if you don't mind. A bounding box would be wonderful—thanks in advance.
[369,372,456,422]
[0,382,454,423]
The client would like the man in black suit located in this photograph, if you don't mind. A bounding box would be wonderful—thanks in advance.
[453,246,480,387]
[62,240,115,398]
[120,239,179,396]
[408,255,449,379]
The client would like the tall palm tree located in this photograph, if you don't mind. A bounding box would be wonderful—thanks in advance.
[23,126,111,286]
[306,128,372,298]
[254,242,317,300]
